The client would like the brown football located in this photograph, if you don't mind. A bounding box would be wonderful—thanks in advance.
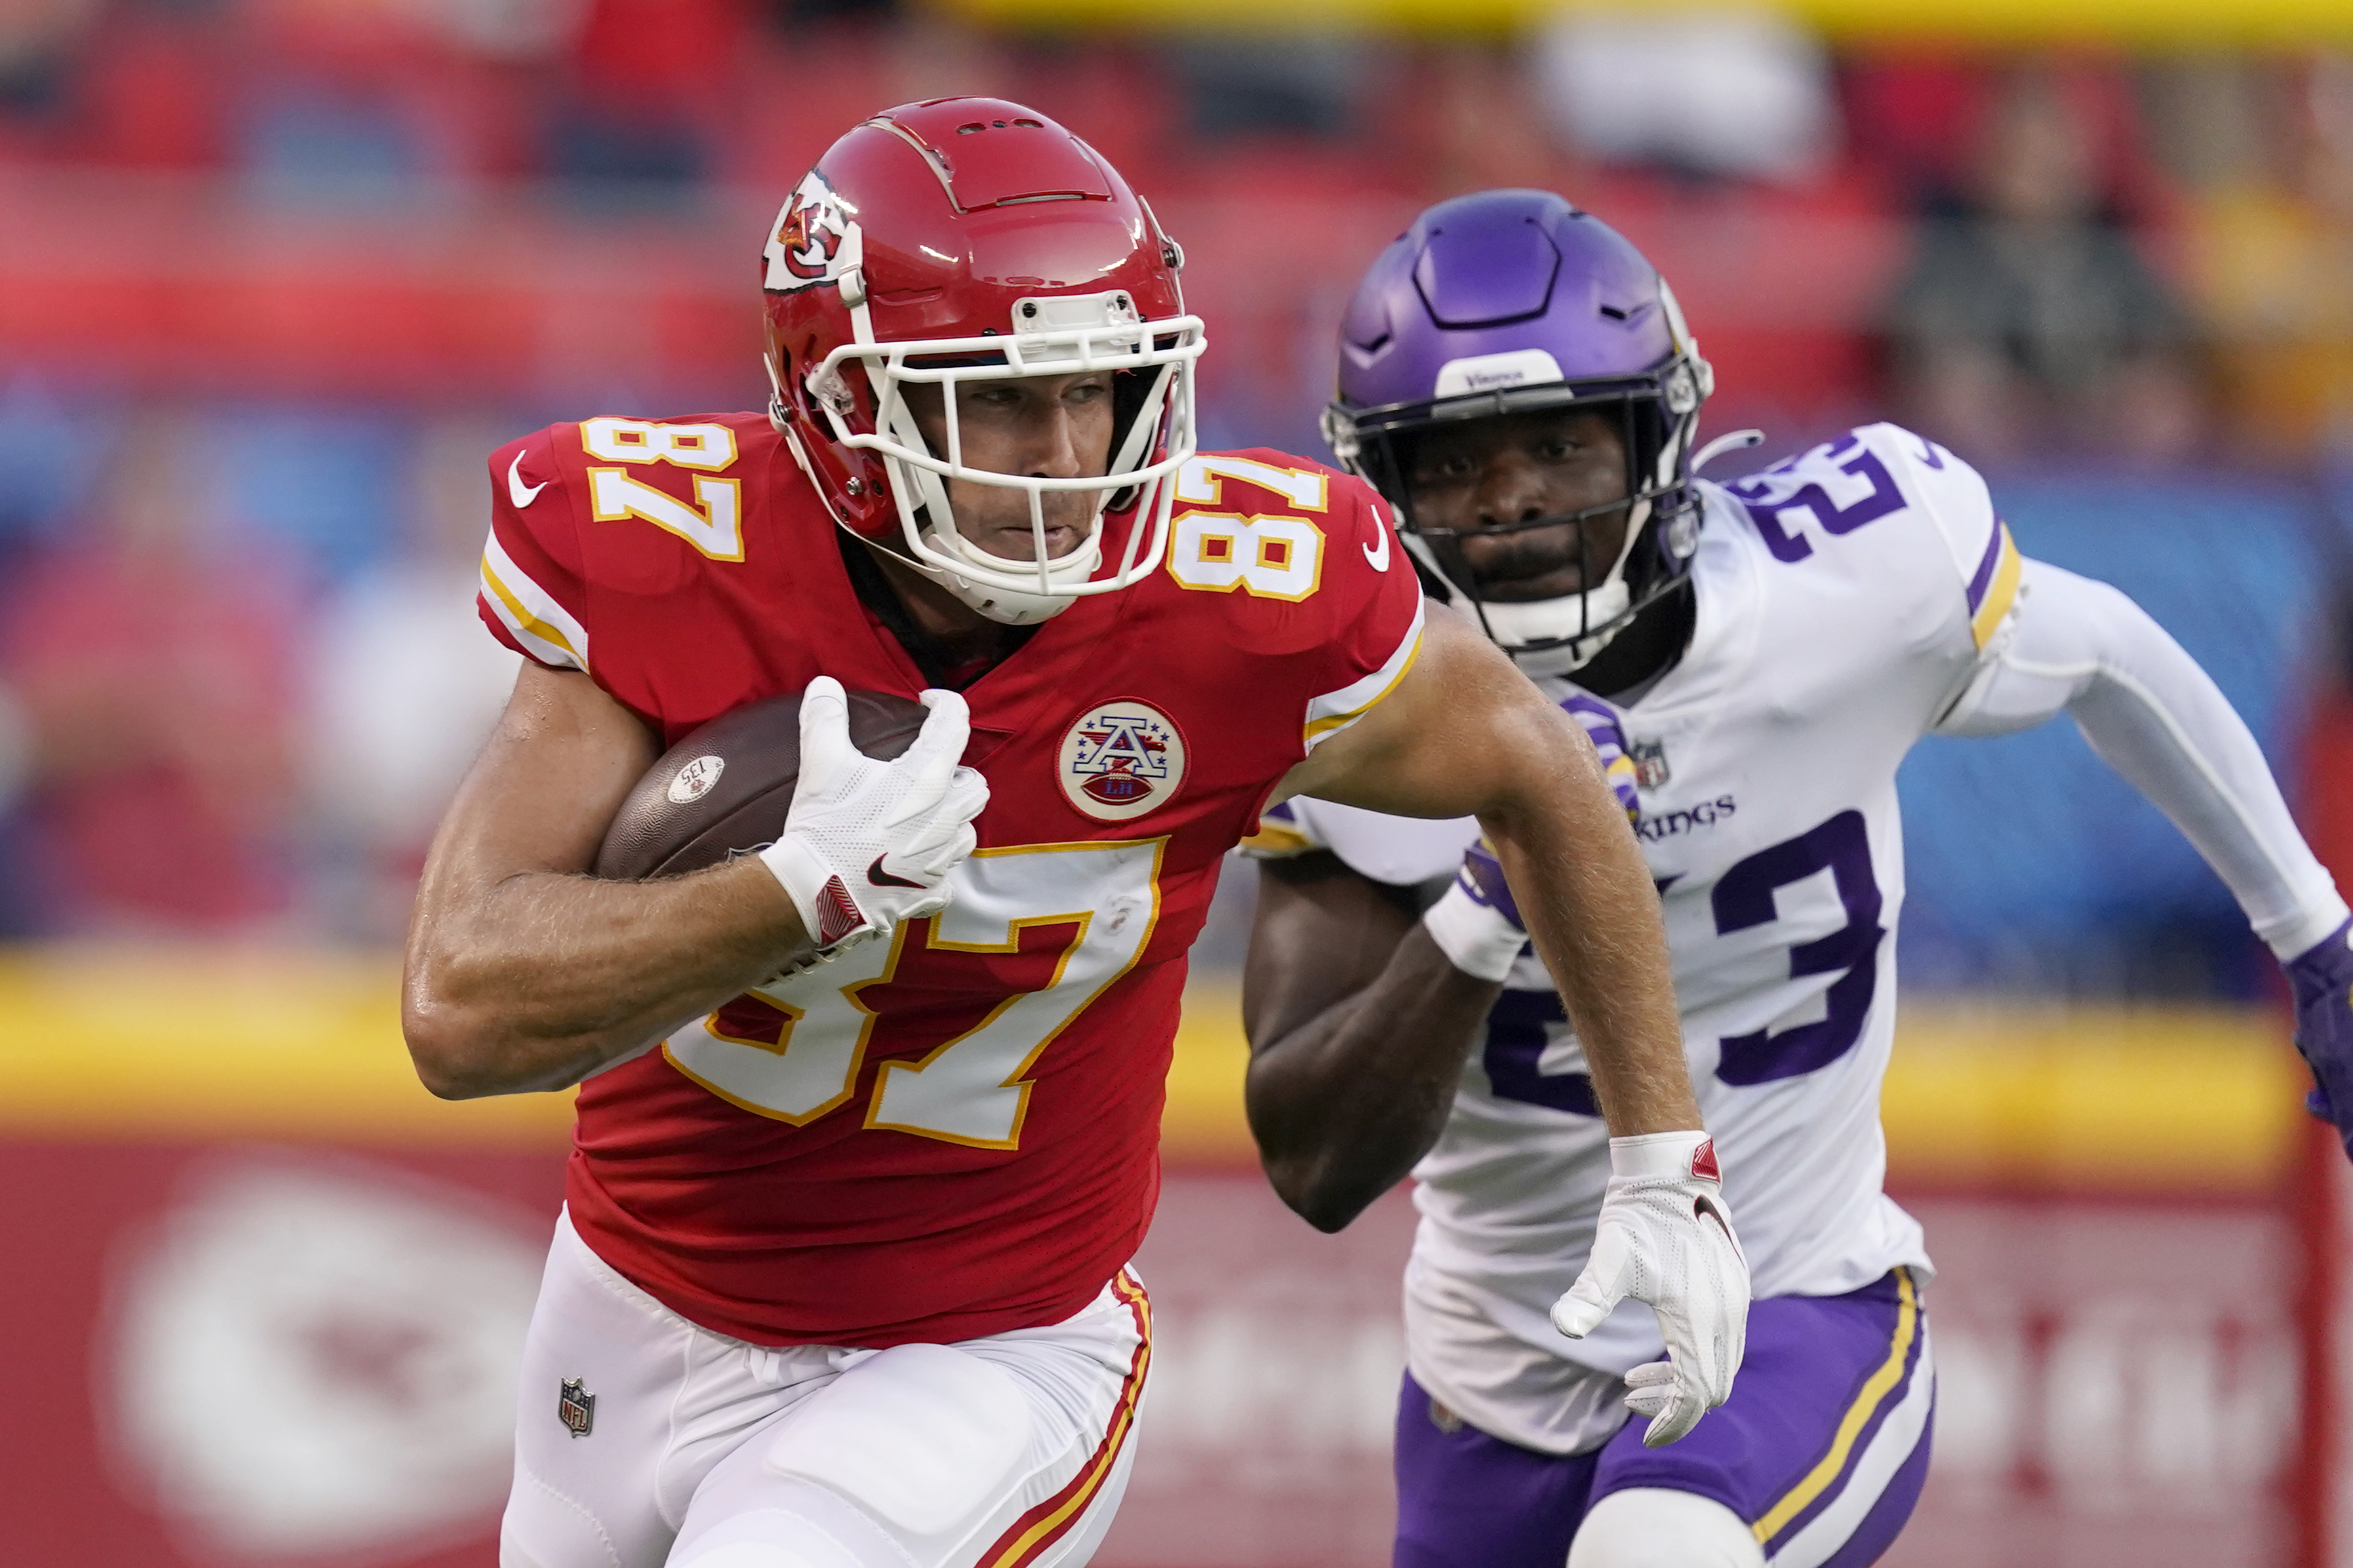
[593,689,932,881]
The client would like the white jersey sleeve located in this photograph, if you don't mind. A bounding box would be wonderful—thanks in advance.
[1239,796,1478,888]
[1934,557,2347,958]
[1743,420,2019,664]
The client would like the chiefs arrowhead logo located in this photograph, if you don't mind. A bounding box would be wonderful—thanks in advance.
[775,201,841,279]
[765,174,850,288]
[1690,1139,1721,1183]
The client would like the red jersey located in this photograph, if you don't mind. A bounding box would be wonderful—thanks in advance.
[476,411,1422,1347]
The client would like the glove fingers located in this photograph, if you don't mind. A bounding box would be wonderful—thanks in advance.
[896,890,952,924]
[897,786,987,868]
[1625,1386,1675,1420]
[1551,1231,1629,1340]
[1623,1360,1680,1391]
[1654,1293,1737,1412]
[1642,1396,1703,1447]
[901,689,973,790]
[1623,1353,1701,1446]
[902,822,978,881]
[936,768,990,831]
[796,677,854,787]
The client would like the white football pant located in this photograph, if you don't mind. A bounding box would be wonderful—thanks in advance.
[502,1211,1149,1568]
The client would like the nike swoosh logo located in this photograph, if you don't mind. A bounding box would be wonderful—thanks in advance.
[508,452,548,509]
[1363,523,1391,572]
[867,854,923,890]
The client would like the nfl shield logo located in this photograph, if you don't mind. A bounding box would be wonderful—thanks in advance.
[1629,739,1671,791]
[558,1378,595,1438]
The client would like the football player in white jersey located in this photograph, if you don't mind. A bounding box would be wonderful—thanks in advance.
[1239,189,2353,1568]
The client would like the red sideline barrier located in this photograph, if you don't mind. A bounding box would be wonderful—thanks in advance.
[0,1139,2314,1568]
[0,955,2322,1566]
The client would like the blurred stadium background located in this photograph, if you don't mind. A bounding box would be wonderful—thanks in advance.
[3,0,2352,1562]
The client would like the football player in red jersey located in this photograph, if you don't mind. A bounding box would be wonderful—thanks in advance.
[402,100,1746,1568]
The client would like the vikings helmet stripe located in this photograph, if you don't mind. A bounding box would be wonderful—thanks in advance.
[480,532,589,672]
[1302,598,1426,751]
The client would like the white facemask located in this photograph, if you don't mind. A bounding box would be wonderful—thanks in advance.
[1408,496,1654,676]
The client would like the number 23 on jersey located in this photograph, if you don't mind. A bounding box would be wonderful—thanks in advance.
[662,840,1164,1149]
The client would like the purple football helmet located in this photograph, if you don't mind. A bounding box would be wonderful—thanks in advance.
[1323,189,1714,675]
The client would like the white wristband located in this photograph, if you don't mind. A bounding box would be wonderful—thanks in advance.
[1421,879,1528,983]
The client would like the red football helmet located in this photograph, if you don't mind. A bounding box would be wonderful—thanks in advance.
[762,98,1206,625]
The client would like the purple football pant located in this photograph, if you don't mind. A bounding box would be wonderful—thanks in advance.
[1394,1268,1932,1568]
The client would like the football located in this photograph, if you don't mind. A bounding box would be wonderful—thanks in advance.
[593,688,932,880]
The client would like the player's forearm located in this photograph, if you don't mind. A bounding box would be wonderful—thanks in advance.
[403,858,810,1098]
[1484,762,1696,1137]
[1246,926,1499,1232]
[1945,561,2347,956]
[2066,644,2346,958]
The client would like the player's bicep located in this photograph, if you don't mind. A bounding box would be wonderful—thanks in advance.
[1242,853,1419,1055]
[420,663,662,893]
[1275,604,1565,819]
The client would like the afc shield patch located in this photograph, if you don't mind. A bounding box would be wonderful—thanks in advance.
[1059,700,1186,823]
[558,1377,595,1439]
[1629,739,1671,791]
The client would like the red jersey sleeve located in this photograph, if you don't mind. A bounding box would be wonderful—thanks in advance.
[1297,469,1425,755]
[476,425,593,673]
[1171,448,1425,757]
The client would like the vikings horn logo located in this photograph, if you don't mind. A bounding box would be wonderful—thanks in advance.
[1058,700,1187,823]
[766,175,849,287]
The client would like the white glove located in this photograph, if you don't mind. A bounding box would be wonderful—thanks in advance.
[1551,1131,1750,1447]
[757,676,989,960]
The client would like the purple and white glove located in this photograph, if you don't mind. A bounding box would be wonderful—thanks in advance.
[2287,916,2353,1158]
[1422,836,1529,983]
[757,676,989,962]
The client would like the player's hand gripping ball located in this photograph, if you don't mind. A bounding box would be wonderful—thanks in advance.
[759,677,988,960]
[595,676,988,964]
[2287,916,2353,1159]
[1551,1132,1751,1447]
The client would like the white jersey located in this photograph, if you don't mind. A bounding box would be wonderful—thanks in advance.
[1253,421,2023,1449]
[1256,419,2345,1453]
